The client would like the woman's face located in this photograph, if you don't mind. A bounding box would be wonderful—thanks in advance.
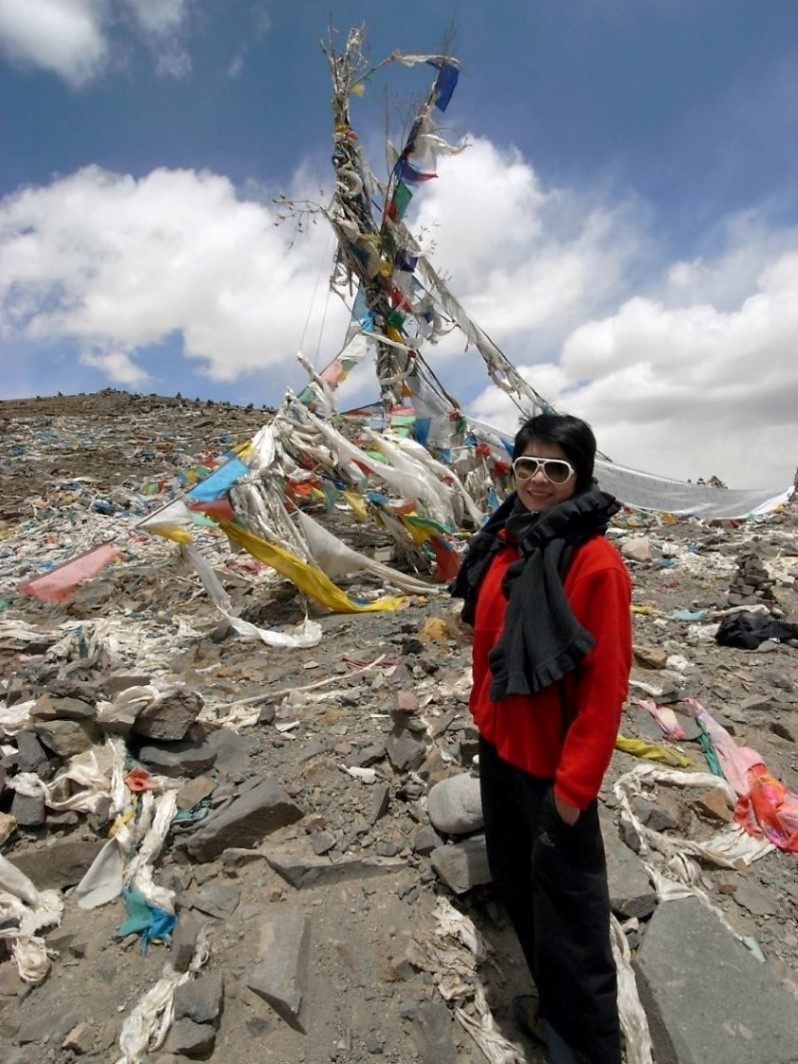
[514,440,577,511]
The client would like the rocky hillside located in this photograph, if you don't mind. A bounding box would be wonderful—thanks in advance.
[1,391,797,1064]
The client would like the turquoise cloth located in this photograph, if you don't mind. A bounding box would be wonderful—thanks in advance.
[117,886,176,953]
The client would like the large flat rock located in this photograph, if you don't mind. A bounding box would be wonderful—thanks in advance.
[10,839,105,891]
[247,913,310,1032]
[634,896,798,1064]
[264,847,405,889]
[182,778,304,861]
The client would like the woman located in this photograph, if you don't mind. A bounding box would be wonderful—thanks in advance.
[452,413,632,1064]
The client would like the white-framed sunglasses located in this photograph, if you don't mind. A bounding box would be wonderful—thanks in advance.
[512,456,575,485]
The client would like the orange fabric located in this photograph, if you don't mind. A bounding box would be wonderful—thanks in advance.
[124,767,159,793]
[735,764,798,853]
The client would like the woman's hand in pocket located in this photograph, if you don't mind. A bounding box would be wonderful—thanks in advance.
[553,793,580,826]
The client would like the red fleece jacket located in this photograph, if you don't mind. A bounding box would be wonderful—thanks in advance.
[470,534,632,809]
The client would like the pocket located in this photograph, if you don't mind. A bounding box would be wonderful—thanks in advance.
[535,792,602,877]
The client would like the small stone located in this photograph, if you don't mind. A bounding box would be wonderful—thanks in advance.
[621,536,652,563]
[184,882,240,920]
[0,961,22,996]
[97,673,153,700]
[633,646,669,669]
[10,839,105,890]
[632,795,683,834]
[10,791,46,828]
[367,783,390,827]
[172,913,200,973]
[137,739,217,779]
[174,971,224,1027]
[13,730,50,773]
[430,836,491,894]
[62,1021,94,1055]
[394,689,420,714]
[375,840,399,857]
[413,825,443,856]
[167,1018,216,1058]
[733,879,777,917]
[133,687,204,741]
[32,694,96,721]
[385,733,426,773]
[694,787,734,823]
[311,830,336,855]
[770,714,798,742]
[34,718,99,757]
[266,847,405,888]
[176,776,216,811]
[754,641,778,654]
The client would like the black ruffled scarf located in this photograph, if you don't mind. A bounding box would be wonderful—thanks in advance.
[452,486,621,700]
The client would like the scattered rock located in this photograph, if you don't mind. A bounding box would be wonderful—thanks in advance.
[34,719,99,757]
[174,971,224,1026]
[2,393,798,1064]
[733,879,778,917]
[621,536,652,563]
[430,836,491,894]
[183,778,305,861]
[427,773,483,835]
[166,1018,216,1058]
[137,739,218,779]
[10,839,104,890]
[694,787,735,824]
[62,1021,94,1055]
[265,847,406,889]
[133,687,204,741]
[171,913,201,973]
[10,792,46,829]
[633,646,669,670]
[247,913,310,1032]
[176,776,216,811]
[601,809,658,919]
[32,695,96,722]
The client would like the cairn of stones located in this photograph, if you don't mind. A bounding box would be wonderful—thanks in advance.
[727,544,780,609]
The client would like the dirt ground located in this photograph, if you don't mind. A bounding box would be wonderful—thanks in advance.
[1,390,797,1063]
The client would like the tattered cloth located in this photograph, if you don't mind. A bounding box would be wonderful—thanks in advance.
[715,611,798,650]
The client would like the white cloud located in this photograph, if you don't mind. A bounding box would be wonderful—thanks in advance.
[0,165,348,388]
[0,0,194,86]
[0,131,795,490]
[80,348,150,386]
[124,0,187,37]
[123,0,192,80]
[413,139,646,358]
[470,238,798,487]
[0,0,109,88]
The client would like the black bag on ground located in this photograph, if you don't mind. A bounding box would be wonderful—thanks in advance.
[715,610,798,650]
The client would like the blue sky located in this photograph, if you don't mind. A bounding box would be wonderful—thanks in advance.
[1,0,796,486]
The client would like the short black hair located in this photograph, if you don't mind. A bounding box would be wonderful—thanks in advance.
[512,413,596,493]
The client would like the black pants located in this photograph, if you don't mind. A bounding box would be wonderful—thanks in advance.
[479,736,621,1064]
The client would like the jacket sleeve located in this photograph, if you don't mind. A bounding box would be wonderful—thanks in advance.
[553,558,632,809]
